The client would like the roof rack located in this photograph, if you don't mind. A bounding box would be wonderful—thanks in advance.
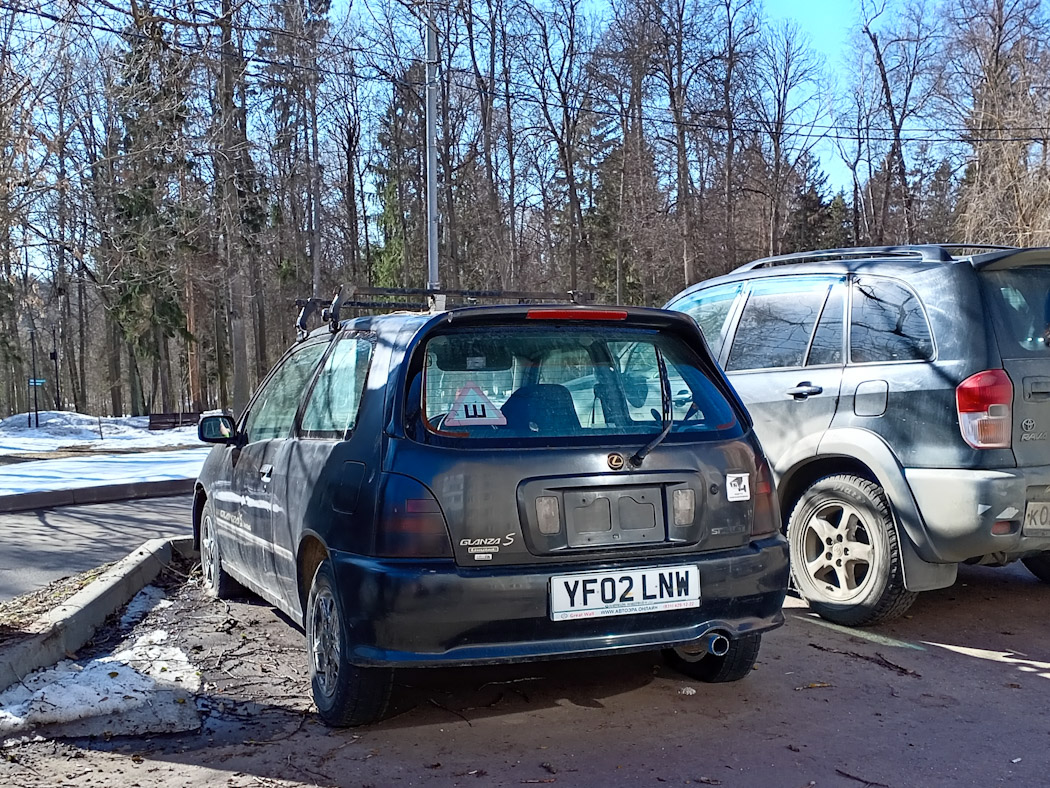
[736,244,1018,271]
[294,285,595,341]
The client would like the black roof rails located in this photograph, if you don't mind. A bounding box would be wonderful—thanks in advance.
[736,244,1018,271]
[293,285,595,340]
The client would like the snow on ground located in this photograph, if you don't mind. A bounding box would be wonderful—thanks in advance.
[0,411,202,455]
[0,447,212,495]
[0,410,211,496]
[1,587,201,739]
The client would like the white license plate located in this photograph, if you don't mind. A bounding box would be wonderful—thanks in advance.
[1023,501,1050,536]
[549,566,700,621]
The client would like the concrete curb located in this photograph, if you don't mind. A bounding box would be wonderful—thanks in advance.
[0,478,195,514]
[0,535,197,693]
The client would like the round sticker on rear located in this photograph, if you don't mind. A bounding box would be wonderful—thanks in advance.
[726,473,750,502]
[444,382,508,426]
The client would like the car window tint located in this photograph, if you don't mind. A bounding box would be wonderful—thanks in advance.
[418,326,741,445]
[300,336,374,439]
[243,342,328,443]
[807,283,845,366]
[850,277,933,363]
[726,280,828,371]
[611,342,692,425]
[671,282,744,354]
[980,267,1050,357]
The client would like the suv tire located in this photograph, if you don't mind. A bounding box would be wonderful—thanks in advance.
[788,475,916,626]
[1021,553,1050,583]
[306,559,393,727]
[200,500,239,599]
[663,634,761,683]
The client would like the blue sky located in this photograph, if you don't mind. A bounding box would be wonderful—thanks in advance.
[762,0,858,193]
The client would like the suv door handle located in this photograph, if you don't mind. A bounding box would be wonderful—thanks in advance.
[786,383,823,400]
[259,464,274,482]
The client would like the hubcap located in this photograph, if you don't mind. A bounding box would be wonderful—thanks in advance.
[798,500,877,602]
[310,587,341,698]
[201,514,216,588]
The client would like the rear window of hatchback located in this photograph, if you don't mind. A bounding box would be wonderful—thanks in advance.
[412,324,743,447]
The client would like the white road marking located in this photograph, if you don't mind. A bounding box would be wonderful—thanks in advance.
[792,613,925,650]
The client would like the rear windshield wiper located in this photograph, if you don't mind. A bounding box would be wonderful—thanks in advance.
[630,348,673,467]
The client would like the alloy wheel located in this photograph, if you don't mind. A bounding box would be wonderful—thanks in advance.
[797,499,877,602]
[310,587,342,699]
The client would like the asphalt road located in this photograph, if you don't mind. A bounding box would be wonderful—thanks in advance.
[4,561,1050,787]
[0,495,193,601]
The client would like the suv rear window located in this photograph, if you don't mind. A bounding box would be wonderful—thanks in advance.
[982,267,1050,357]
[416,325,742,445]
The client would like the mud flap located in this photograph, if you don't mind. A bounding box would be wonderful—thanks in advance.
[894,517,957,592]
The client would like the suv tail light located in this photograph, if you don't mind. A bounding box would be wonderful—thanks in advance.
[750,457,780,540]
[374,474,453,558]
[956,369,1013,449]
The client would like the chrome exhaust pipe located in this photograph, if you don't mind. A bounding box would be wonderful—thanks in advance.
[703,631,730,657]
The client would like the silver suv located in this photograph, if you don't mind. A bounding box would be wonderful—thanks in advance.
[666,245,1050,625]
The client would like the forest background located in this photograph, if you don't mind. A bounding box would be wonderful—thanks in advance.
[0,0,1046,418]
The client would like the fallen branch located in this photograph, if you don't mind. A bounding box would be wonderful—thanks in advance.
[835,767,889,787]
[810,644,920,677]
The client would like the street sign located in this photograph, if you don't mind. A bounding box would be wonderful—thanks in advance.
[28,379,46,386]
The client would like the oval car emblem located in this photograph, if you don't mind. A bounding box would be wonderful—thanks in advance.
[1023,418,1037,432]
[607,452,626,471]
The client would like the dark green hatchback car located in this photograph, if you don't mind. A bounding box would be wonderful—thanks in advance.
[194,304,788,726]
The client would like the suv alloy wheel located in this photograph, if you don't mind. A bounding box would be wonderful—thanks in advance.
[787,475,916,626]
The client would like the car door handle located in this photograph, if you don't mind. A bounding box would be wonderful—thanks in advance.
[1024,377,1050,401]
[786,383,823,400]
[259,464,274,482]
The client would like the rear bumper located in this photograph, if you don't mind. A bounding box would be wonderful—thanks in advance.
[329,536,789,667]
[905,466,1050,562]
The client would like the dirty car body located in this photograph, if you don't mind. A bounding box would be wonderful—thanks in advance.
[193,305,788,725]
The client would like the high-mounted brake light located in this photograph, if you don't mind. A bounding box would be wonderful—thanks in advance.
[526,308,628,320]
[956,369,1012,449]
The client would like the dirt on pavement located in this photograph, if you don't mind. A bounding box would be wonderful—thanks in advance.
[2,561,1049,788]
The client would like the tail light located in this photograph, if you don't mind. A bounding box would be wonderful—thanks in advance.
[956,369,1012,449]
[750,457,780,539]
[374,474,453,558]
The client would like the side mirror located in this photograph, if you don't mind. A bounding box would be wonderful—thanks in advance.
[199,414,238,445]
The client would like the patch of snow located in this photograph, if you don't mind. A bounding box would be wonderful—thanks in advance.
[0,410,203,456]
[119,585,173,629]
[0,630,200,737]
[0,447,211,495]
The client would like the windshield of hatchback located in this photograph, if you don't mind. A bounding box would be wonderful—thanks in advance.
[982,267,1050,357]
[416,324,742,445]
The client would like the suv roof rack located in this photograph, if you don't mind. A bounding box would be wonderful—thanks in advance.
[737,244,1018,271]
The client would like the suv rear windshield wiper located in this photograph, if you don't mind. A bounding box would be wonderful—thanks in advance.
[630,348,673,467]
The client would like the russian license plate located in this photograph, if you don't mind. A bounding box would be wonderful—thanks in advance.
[1023,501,1050,537]
[549,566,700,621]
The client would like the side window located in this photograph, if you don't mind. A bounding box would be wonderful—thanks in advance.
[850,277,933,363]
[726,279,831,371]
[807,283,845,366]
[299,336,374,439]
[672,282,743,354]
[242,342,328,443]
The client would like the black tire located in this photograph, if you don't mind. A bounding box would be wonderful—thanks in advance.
[663,634,762,683]
[787,474,916,627]
[306,559,393,727]
[200,499,239,599]
[1022,553,1050,583]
